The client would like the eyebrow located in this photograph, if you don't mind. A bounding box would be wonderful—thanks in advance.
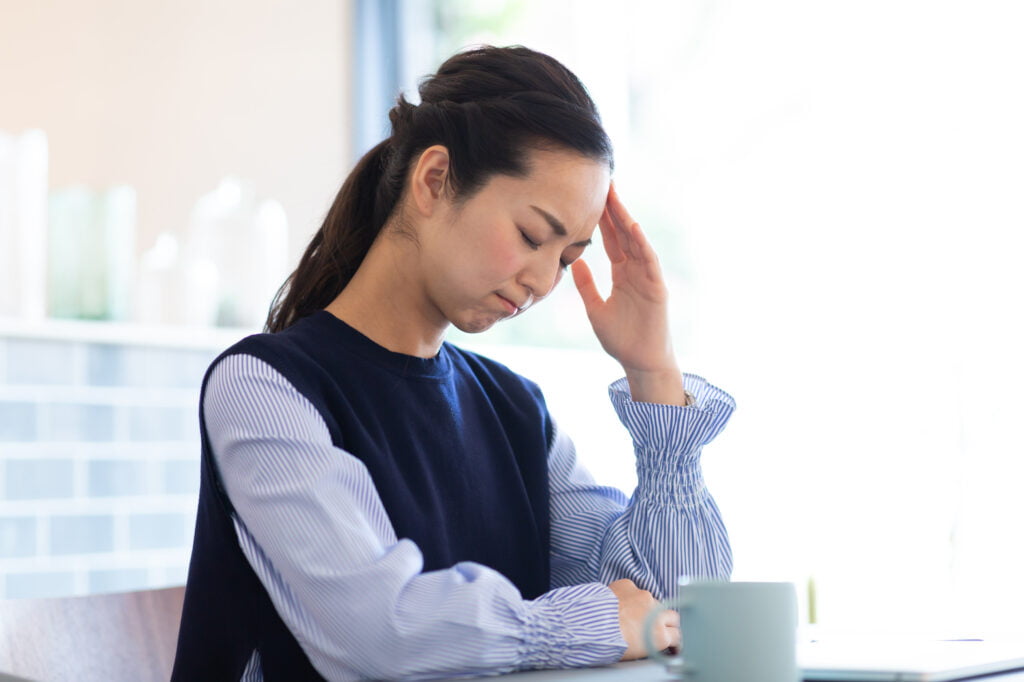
[529,205,592,248]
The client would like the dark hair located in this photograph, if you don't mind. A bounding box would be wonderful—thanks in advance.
[265,45,614,332]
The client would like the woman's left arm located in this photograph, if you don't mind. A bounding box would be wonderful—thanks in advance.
[547,374,735,598]
[553,184,735,598]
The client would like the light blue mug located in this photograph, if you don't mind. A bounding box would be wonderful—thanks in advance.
[644,579,799,681]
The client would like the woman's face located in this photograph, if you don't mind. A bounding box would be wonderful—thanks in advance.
[417,148,610,334]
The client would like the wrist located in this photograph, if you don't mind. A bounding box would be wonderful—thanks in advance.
[624,367,690,406]
[520,584,626,670]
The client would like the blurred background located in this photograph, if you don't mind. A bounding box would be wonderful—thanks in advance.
[1,0,1022,637]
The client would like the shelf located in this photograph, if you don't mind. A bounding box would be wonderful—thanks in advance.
[0,316,256,350]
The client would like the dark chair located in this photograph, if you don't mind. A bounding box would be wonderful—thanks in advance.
[0,585,185,682]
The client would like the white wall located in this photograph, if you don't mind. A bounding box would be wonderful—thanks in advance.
[0,0,351,266]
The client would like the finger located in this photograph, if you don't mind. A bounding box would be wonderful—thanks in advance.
[571,258,605,311]
[652,623,679,652]
[627,220,665,283]
[654,610,681,650]
[666,624,681,650]
[605,184,640,259]
[606,183,639,234]
[598,206,625,262]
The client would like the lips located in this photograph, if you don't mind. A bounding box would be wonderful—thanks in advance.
[496,294,520,316]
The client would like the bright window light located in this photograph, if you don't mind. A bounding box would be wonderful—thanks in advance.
[422,0,1024,635]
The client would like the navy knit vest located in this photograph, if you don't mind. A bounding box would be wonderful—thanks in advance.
[171,311,553,680]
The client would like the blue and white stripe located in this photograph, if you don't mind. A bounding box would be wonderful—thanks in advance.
[204,354,735,681]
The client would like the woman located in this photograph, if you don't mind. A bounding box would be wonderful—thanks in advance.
[172,45,735,681]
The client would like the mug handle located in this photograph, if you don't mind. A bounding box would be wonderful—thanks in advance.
[643,597,692,677]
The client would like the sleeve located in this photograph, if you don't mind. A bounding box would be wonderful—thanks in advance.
[548,373,735,600]
[204,353,627,680]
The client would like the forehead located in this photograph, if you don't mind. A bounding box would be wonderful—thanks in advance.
[481,148,610,237]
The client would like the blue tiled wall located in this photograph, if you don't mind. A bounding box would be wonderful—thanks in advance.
[0,325,226,598]
[4,459,74,499]
[0,517,36,558]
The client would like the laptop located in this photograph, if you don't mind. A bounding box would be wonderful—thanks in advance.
[800,633,1024,681]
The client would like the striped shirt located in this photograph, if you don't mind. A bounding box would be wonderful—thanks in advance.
[205,353,735,681]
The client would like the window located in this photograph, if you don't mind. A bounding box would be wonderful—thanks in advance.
[389,0,1024,634]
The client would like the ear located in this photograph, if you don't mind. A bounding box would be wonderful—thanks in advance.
[407,145,451,218]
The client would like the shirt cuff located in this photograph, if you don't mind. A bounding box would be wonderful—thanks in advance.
[609,373,735,505]
[517,583,626,670]
[608,373,735,457]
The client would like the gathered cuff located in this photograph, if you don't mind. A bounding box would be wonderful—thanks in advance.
[609,373,736,459]
[517,583,626,670]
[633,461,710,507]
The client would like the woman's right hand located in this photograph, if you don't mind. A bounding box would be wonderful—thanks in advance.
[609,578,680,660]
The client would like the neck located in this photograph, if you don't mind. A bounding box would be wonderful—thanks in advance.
[324,232,447,358]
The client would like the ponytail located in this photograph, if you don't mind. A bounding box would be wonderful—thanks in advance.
[265,138,402,332]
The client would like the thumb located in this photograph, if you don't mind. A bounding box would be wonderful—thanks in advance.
[571,259,604,313]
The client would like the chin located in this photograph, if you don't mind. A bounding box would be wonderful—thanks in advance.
[450,310,506,334]
[452,318,497,334]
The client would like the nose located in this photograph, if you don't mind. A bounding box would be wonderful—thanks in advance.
[518,255,564,302]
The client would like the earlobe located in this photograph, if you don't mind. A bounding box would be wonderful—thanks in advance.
[409,145,451,217]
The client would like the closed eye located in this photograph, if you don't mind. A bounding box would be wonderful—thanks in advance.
[519,229,540,250]
[520,227,577,271]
